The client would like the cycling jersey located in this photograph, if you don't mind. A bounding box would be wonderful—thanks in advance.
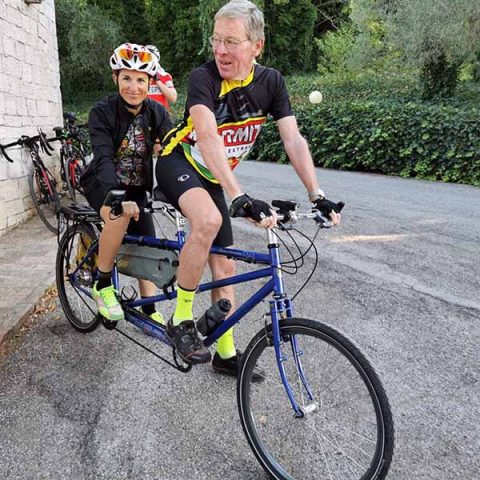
[148,69,175,109]
[161,61,292,183]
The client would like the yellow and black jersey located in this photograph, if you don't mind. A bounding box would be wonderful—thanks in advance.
[161,61,293,183]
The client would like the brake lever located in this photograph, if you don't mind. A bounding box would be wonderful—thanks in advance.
[38,129,54,155]
[313,210,332,228]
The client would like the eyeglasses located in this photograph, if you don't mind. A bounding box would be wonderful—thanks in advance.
[208,36,250,52]
[118,48,153,63]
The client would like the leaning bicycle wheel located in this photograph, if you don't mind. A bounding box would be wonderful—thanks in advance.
[56,222,101,332]
[238,318,394,480]
[65,146,86,202]
[28,166,61,233]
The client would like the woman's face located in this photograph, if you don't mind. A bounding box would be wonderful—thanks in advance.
[114,69,149,106]
[212,16,263,81]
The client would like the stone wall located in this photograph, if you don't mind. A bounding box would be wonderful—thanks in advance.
[0,0,62,235]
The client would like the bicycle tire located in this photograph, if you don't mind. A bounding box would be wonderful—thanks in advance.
[238,317,394,480]
[65,146,86,202]
[28,166,61,234]
[56,222,101,332]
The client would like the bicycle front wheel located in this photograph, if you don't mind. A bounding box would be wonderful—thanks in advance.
[28,166,61,233]
[238,318,394,480]
[56,222,101,332]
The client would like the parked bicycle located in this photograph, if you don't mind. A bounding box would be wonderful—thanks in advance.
[55,190,394,480]
[0,130,61,233]
[53,112,89,203]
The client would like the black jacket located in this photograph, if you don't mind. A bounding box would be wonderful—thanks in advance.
[80,94,172,202]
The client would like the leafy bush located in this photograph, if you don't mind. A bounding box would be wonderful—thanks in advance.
[316,24,356,77]
[251,74,480,185]
[56,0,122,99]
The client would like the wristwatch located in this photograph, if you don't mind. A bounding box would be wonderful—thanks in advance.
[308,188,325,202]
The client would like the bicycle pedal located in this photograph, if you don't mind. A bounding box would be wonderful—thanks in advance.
[102,317,118,330]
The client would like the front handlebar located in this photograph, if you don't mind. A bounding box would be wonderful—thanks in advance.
[103,189,332,228]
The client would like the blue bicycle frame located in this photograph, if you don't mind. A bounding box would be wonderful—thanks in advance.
[69,217,311,417]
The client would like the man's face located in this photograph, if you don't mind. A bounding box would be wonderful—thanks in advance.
[212,17,263,81]
[114,69,149,106]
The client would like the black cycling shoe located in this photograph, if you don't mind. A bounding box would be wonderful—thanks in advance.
[212,350,265,382]
[166,319,212,364]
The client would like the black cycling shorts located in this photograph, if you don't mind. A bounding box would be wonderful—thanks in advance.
[85,185,155,237]
[155,150,233,247]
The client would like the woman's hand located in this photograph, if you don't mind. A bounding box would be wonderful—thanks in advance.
[121,201,140,221]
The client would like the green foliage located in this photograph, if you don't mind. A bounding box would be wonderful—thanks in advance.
[250,74,480,186]
[420,50,459,99]
[263,0,317,73]
[56,0,122,98]
[384,0,480,97]
[316,24,355,77]
[145,0,205,81]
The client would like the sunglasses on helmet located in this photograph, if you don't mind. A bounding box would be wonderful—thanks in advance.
[118,48,153,63]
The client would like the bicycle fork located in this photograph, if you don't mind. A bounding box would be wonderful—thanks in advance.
[268,228,317,418]
[269,299,317,418]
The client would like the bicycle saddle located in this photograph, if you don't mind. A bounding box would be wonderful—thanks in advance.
[153,186,171,204]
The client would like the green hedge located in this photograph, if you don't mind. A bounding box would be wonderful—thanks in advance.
[251,79,480,185]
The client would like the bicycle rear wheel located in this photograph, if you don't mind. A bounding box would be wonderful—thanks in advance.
[56,222,101,332]
[64,146,86,202]
[28,165,61,233]
[238,318,394,480]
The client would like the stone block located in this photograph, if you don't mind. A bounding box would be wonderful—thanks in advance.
[3,114,22,128]
[0,201,7,231]
[4,56,22,80]
[2,34,15,55]
[6,198,24,216]
[26,98,37,116]
[6,157,25,179]
[16,97,27,116]
[21,115,35,127]
[0,74,9,93]
[4,95,17,115]
[37,99,49,117]
[6,6,24,28]
[22,13,37,37]
[0,179,19,201]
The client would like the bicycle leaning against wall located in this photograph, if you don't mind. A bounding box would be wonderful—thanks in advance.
[0,130,61,233]
[53,112,89,203]
[55,188,395,480]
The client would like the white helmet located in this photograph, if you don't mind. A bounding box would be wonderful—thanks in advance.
[146,45,160,62]
[110,43,157,77]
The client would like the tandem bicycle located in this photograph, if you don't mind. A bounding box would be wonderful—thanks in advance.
[55,189,394,480]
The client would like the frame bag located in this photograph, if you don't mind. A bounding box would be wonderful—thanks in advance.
[116,244,178,290]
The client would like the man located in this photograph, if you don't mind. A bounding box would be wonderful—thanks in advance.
[156,0,343,373]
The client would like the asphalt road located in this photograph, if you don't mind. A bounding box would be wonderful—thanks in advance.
[1,161,479,479]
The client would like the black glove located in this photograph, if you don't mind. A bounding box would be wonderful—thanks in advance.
[229,193,273,222]
[312,197,345,218]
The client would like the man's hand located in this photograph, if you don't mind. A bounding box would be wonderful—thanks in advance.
[229,193,277,228]
[312,197,344,225]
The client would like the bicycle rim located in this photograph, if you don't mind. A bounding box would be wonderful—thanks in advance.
[238,318,394,480]
[56,223,101,332]
[28,167,60,233]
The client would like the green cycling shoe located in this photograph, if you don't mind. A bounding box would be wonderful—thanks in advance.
[92,282,124,321]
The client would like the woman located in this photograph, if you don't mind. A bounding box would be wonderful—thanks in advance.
[80,43,172,322]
